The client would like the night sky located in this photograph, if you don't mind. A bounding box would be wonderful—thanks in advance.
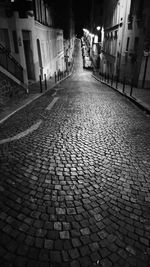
[47,0,92,36]
[73,0,92,36]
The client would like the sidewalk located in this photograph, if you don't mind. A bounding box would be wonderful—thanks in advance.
[0,35,77,125]
[92,71,150,114]
[0,70,72,124]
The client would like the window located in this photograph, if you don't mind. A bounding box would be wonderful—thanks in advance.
[126,37,130,51]
[129,0,134,16]
[134,37,139,53]
[114,30,118,39]
[137,0,144,16]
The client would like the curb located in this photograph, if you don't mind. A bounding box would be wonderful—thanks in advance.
[92,74,150,115]
[0,72,72,125]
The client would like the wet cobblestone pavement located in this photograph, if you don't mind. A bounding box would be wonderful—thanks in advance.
[0,40,150,266]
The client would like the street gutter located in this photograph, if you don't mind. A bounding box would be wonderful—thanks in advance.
[92,74,150,115]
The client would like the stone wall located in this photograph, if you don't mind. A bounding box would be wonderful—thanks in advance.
[0,71,27,106]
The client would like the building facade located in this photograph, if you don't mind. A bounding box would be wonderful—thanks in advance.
[51,0,75,72]
[88,0,104,69]
[0,0,65,85]
[100,0,150,88]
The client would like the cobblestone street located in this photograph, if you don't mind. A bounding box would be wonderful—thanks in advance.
[0,40,150,267]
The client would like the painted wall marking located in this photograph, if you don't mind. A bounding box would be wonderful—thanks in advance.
[0,120,42,145]
[46,97,59,111]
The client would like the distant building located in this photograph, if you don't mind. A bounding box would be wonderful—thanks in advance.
[0,0,65,85]
[100,0,150,88]
[89,0,104,69]
[52,0,75,72]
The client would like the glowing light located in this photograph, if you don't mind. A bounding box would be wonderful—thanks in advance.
[96,26,101,31]
[89,33,94,38]
[94,35,98,43]
[83,29,89,34]
[101,27,104,43]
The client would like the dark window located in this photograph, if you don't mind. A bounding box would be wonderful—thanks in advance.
[137,0,144,14]
[44,4,47,24]
[33,0,37,20]
[36,0,41,21]
[39,0,42,22]
[134,37,139,53]
[126,37,130,51]
[12,30,19,53]
[129,0,134,16]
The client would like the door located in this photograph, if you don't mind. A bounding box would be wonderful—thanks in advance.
[22,31,34,80]
[37,38,43,79]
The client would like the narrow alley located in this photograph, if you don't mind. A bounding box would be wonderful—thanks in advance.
[0,40,150,267]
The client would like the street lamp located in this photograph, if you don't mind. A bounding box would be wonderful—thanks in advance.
[96,26,100,31]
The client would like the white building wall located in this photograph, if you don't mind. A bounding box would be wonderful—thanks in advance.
[0,6,65,84]
[34,22,57,79]
[0,8,30,84]
[14,12,35,84]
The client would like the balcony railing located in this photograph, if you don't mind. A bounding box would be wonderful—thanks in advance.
[0,43,23,82]
[128,14,133,24]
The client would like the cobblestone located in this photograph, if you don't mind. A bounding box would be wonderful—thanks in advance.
[60,231,70,240]
[0,40,150,266]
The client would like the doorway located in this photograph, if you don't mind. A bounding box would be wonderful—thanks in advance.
[36,38,43,79]
[22,30,34,80]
